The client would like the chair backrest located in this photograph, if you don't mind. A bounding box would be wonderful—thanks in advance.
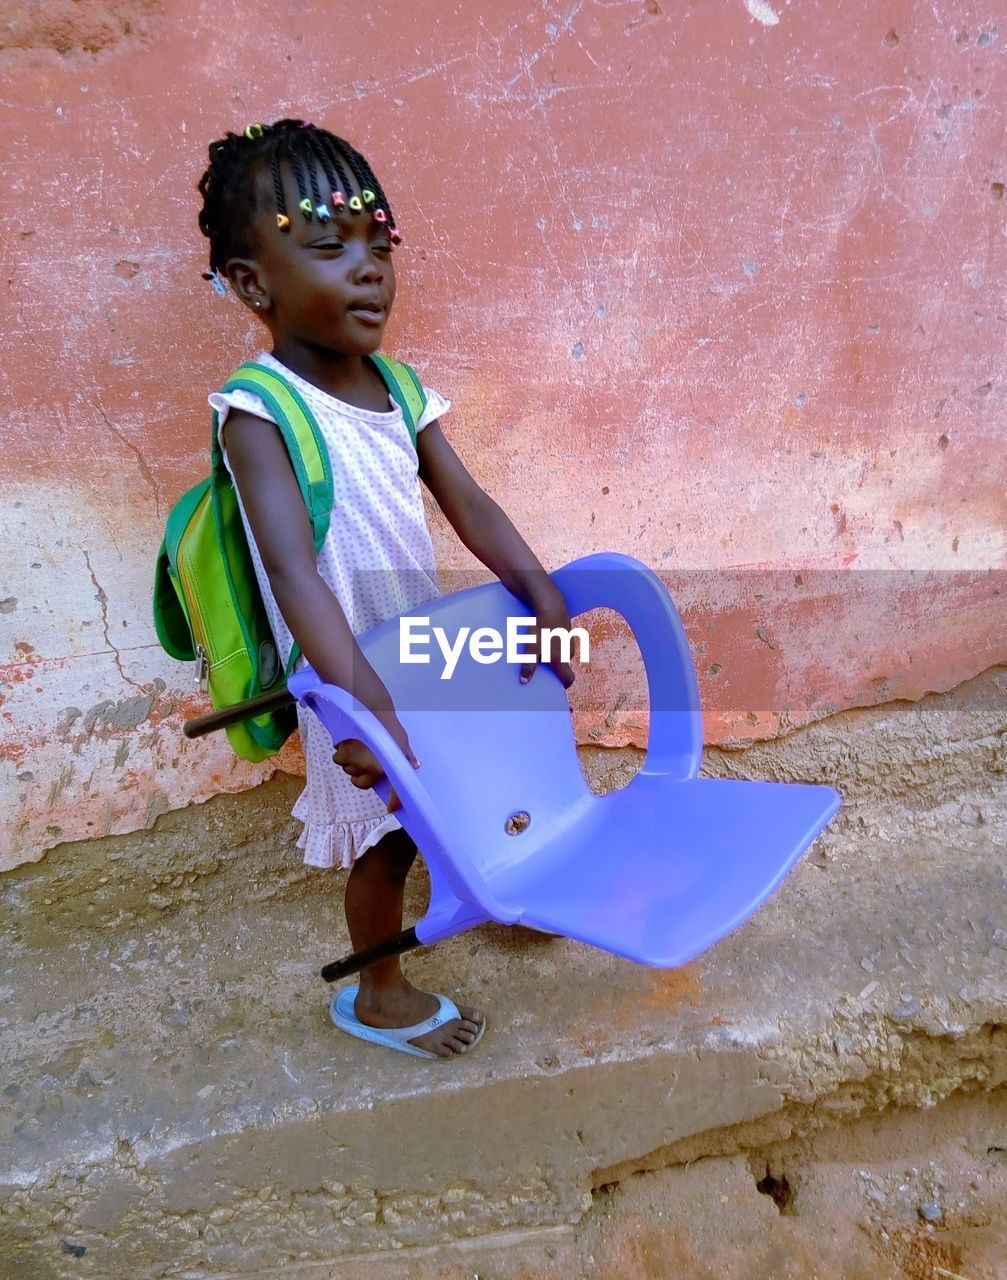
[551,552,703,781]
[357,579,592,881]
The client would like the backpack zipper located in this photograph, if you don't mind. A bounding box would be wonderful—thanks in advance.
[175,541,211,693]
[194,643,209,691]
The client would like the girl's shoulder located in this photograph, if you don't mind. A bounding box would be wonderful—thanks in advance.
[208,351,452,434]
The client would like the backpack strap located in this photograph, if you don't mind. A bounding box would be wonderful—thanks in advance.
[366,353,427,448]
[213,362,335,679]
[210,356,428,676]
[216,362,334,555]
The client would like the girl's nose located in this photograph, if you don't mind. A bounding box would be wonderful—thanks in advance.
[352,250,383,283]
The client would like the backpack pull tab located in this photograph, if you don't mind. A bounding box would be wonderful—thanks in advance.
[194,643,209,692]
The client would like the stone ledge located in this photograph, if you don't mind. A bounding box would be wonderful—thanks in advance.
[2,806,1006,1277]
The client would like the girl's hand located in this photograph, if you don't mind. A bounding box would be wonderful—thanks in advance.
[519,590,578,689]
[332,719,420,814]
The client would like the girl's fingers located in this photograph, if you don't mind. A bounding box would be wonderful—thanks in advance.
[399,734,421,769]
[555,661,576,689]
[521,658,576,687]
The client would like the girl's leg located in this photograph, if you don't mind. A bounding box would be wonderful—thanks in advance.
[343,828,483,1057]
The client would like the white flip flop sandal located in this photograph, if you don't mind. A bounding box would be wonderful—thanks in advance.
[330,984,486,1060]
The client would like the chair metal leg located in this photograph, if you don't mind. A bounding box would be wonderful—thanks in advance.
[319,927,424,982]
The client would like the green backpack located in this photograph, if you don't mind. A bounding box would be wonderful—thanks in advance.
[153,355,427,761]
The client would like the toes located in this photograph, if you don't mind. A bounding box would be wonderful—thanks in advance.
[410,1021,481,1056]
[410,1035,453,1058]
[402,1005,484,1058]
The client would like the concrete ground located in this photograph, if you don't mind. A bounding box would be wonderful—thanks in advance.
[309,1090,1007,1280]
[2,670,1006,1278]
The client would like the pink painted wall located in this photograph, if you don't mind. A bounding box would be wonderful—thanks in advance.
[1,0,1004,870]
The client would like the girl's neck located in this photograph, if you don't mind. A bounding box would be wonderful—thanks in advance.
[269,340,387,412]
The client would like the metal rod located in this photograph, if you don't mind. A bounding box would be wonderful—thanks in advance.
[183,689,296,739]
[320,927,423,982]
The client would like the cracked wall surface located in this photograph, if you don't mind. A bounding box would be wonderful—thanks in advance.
[0,0,163,61]
[1,0,1005,870]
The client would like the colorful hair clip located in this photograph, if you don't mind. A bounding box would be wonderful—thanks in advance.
[298,197,313,218]
[373,208,387,223]
[202,270,229,296]
[244,123,266,140]
[315,203,331,222]
[361,189,376,205]
[348,195,363,213]
[276,213,291,232]
[390,227,402,245]
[331,191,346,209]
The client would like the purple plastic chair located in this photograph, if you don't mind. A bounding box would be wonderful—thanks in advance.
[288,552,841,981]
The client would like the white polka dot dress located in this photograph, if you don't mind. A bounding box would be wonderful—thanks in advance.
[208,350,449,870]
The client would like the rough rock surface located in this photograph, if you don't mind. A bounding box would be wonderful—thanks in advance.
[1,669,1005,1277]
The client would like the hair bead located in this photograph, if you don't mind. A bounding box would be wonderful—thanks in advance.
[373,208,387,223]
[315,203,331,221]
[198,119,399,277]
[202,269,229,296]
[390,227,402,245]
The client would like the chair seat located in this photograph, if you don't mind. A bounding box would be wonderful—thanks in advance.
[489,775,840,967]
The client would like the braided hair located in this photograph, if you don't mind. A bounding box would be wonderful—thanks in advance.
[197,118,397,277]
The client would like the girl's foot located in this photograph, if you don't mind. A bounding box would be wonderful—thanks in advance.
[354,978,484,1057]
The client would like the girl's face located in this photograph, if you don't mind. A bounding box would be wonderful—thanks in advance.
[231,162,396,358]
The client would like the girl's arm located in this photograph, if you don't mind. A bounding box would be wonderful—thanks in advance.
[222,409,419,779]
[417,420,575,686]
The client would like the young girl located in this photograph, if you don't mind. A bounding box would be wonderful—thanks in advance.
[196,118,575,1060]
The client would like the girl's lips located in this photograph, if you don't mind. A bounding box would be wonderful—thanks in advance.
[348,307,385,326]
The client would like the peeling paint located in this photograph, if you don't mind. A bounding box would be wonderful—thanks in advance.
[743,0,780,27]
